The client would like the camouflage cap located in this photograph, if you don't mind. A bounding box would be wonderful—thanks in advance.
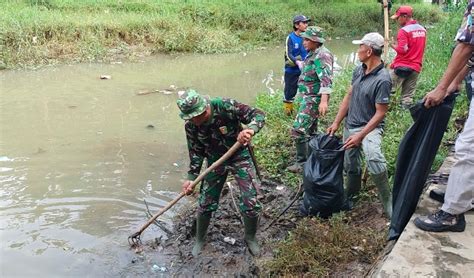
[176,89,209,120]
[300,26,326,43]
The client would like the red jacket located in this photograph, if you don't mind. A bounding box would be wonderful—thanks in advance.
[391,20,427,73]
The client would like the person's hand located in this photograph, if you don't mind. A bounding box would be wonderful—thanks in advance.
[390,36,396,49]
[326,122,340,136]
[237,129,255,145]
[296,60,304,70]
[318,101,328,116]
[447,81,462,95]
[182,180,195,195]
[423,87,447,108]
[343,132,364,149]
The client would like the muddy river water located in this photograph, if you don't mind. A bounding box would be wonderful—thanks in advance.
[0,41,355,276]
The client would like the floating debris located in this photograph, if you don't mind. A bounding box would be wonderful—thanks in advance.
[151,265,167,273]
[158,90,174,95]
[146,124,155,129]
[136,90,158,96]
[100,75,111,80]
[223,236,236,245]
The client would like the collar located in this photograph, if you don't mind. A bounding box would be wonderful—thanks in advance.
[202,103,214,126]
[361,62,385,77]
[405,19,418,26]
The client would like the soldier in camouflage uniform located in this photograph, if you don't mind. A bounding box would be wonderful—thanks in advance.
[287,26,334,173]
[176,89,265,257]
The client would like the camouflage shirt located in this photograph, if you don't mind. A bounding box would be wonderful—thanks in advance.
[184,98,265,180]
[298,45,334,96]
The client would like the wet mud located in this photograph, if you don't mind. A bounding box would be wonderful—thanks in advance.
[128,178,299,276]
[130,178,388,276]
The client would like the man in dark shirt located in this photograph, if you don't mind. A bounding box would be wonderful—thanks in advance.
[327,32,393,217]
[177,89,265,257]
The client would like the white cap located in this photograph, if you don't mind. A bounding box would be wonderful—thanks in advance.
[352,32,385,49]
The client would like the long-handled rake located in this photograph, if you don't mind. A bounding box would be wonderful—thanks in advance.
[128,141,242,247]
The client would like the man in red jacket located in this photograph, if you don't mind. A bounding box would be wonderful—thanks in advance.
[390,5,427,108]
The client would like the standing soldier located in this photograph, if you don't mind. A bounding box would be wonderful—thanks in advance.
[283,15,310,116]
[327,32,393,217]
[176,89,265,257]
[287,26,334,173]
[390,5,427,108]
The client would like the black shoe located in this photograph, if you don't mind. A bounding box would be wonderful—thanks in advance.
[414,210,466,232]
[429,189,445,203]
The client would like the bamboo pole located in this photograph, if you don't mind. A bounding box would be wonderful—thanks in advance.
[383,0,390,62]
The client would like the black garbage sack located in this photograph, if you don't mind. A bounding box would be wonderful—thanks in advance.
[389,94,457,240]
[300,134,345,218]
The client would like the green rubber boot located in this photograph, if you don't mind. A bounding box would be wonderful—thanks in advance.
[345,174,362,200]
[287,141,309,173]
[192,213,211,257]
[243,215,260,256]
[371,171,393,218]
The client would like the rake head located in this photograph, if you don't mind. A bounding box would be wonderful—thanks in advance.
[128,232,142,247]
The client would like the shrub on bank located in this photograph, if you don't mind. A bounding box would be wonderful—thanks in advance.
[1,1,442,68]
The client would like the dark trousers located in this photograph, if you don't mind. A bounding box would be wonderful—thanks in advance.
[465,71,473,103]
[284,71,300,102]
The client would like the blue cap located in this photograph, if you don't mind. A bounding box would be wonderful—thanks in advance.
[293,15,310,24]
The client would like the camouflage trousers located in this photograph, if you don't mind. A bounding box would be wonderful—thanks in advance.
[291,94,321,144]
[198,150,261,218]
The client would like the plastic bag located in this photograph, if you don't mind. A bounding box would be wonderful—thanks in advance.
[388,94,457,240]
[300,134,345,218]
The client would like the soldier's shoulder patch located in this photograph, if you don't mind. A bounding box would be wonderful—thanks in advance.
[219,126,228,135]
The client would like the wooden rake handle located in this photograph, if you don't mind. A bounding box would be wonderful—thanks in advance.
[129,141,242,243]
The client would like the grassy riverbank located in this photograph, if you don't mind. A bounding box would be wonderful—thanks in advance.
[253,7,469,276]
[1,0,441,68]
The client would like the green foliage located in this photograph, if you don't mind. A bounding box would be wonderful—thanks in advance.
[256,8,469,275]
[255,7,468,187]
[0,0,442,68]
[263,215,386,276]
[253,93,302,187]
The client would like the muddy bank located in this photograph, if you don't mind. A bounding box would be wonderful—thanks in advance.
[130,178,389,276]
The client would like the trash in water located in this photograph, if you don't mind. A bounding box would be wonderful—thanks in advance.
[173,163,179,167]
[100,75,111,80]
[151,265,167,272]
[223,237,236,245]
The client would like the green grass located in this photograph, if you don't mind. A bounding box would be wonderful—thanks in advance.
[262,214,386,276]
[254,7,466,188]
[0,0,442,68]
[254,7,469,276]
